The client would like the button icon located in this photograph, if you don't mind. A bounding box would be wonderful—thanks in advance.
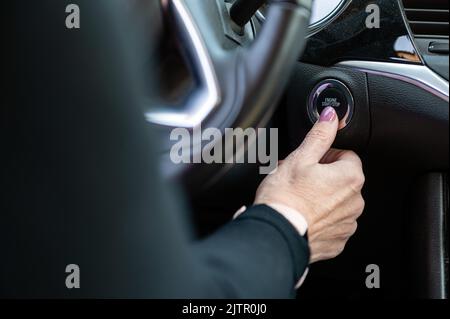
[308,79,354,130]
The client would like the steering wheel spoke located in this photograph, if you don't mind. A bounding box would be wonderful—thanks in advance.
[146,0,222,128]
[147,0,312,184]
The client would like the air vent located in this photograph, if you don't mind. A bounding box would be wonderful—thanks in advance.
[403,0,449,39]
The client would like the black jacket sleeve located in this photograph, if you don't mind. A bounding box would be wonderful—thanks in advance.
[191,205,310,299]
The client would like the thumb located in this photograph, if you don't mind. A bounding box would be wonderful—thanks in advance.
[296,107,339,164]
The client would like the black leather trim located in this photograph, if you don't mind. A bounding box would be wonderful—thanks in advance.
[406,173,448,299]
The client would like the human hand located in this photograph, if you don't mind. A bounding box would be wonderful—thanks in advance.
[255,107,365,263]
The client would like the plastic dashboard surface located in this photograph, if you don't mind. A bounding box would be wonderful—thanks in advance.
[299,0,420,66]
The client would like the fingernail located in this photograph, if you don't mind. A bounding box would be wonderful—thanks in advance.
[320,107,336,122]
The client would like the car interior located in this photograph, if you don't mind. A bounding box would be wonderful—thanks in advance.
[156,0,449,299]
[5,0,449,299]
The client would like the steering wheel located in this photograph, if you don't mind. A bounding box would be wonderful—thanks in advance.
[146,0,312,188]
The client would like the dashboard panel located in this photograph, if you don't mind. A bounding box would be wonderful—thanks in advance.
[301,0,421,65]
[257,0,421,66]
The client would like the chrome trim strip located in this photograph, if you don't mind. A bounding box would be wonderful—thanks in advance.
[337,61,449,102]
[146,0,221,128]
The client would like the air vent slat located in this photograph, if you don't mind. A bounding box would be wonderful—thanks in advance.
[405,9,449,23]
[402,0,449,39]
[403,0,449,10]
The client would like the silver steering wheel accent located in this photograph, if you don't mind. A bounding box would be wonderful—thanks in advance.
[145,0,221,128]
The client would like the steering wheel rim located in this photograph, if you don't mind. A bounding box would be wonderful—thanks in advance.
[147,0,312,188]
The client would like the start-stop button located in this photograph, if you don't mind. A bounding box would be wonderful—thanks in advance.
[308,79,354,130]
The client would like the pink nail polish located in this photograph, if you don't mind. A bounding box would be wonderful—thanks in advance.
[319,107,336,122]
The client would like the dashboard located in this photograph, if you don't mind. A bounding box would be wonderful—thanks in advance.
[149,0,450,299]
[257,0,422,65]
[252,0,449,105]
[252,1,449,298]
